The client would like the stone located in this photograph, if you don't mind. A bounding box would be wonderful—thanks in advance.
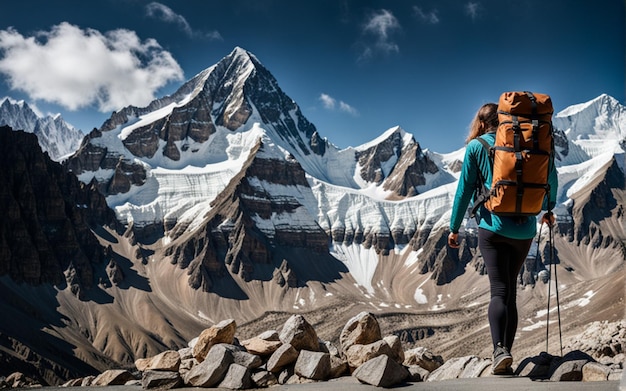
[240,336,282,355]
[267,343,299,373]
[233,350,263,369]
[403,346,444,372]
[406,365,430,382]
[353,354,409,387]
[345,339,394,369]
[329,355,349,378]
[184,344,234,387]
[582,361,611,381]
[251,370,278,387]
[92,369,136,386]
[294,350,331,380]
[142,350,181,372]
[193,319,237,362]
[141,370,183,390]
[279,314,319,352]
[550,359,588,381]
[383,335,405,363]
[218,363,252,390]
[339,311,382,353]
[427,356,475,381]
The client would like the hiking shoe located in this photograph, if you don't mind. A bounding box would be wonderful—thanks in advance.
[491,343,513,375]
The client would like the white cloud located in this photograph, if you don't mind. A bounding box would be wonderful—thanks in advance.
[359,9,401,61]
[465,2,480,21]
[0,23,184,112]
[319,93,358,116]
[413,6,440,24]
[319,93,336,109]
[146,2,222,40]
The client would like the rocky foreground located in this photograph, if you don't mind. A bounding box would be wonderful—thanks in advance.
[3,314,624,389]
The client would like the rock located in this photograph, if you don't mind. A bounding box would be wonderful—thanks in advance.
[329,355,349,378]
[345,339,394,369]
[549,350,594,381]
[232,350,263,369]
[550,359,588,381]
[136,350,181,372]
[141,370,183,390]
[427,356,477,381]
[582,361,611,381]
[352,354,409,387]
[218,363,252,390]
[240,336,282,355]
[339,311,382,353]
[404,346,444,372]
[279,314,319,352]
[193,319,237,362]
[92,369,136,386]
[406,365,430,382]
[294,350,331,380]
[251,370,278,387]
[267,343,299,373]
[184,344,234,387]
[383,335,405,363]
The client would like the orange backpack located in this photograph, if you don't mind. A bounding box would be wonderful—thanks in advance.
[476,91,554,217]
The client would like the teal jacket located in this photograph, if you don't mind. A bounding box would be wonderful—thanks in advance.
[449,132,558,240]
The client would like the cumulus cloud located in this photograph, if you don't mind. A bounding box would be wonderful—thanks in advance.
[358,9,401,61]
[146,2,222,40]
[0,22,184,112]
[413,6,440,24]
[465,2,481,21]
[319,93,358,116]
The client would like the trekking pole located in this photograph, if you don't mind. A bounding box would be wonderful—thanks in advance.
[548,218,563,356]
[538,222,553,354]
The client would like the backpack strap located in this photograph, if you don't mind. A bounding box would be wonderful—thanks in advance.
[469,137,492,219]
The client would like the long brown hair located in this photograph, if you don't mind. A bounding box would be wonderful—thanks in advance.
[466,103,498,144]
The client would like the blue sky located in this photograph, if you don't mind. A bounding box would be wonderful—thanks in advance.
[0,1,623,153]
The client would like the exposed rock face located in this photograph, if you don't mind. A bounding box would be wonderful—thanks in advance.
[0,126,117,290]
[356,128,439,197]
[163,141,336,292]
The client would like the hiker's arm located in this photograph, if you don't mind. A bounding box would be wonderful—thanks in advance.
[449,142,480,235]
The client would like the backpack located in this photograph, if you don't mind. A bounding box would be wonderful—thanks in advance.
[473,91,554,217]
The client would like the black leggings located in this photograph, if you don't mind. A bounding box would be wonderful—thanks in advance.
[478,228,532,352]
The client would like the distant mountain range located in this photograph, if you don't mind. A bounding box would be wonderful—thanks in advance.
[0,98,84,161]
[0,47,624,385]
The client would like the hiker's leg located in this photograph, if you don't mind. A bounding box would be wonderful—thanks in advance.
[478,228,510,349]
[503,236,532,351]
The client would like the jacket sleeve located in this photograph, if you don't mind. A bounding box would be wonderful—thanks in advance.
[449,142,480,233]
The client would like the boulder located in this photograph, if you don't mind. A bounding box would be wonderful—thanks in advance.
[141,370,183,390]
[193,319,237,362]
[345,339,394,368]
[294,350,331,380]
[267,343,299,373]
[279,314,319,352]
[218,363,252,390]
[353,354,409,387]
[92,369,136,386]
[184,344,234,387]
[404,346,444,372]
[339,311,381,353]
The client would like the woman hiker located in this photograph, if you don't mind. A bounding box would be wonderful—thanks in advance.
[447,102,557,375]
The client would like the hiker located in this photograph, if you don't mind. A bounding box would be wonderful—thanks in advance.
[447,101,558,375]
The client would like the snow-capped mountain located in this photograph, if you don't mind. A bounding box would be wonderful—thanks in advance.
[0,98,84,161]
[65,47,625,290]
[0,47,624,384]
